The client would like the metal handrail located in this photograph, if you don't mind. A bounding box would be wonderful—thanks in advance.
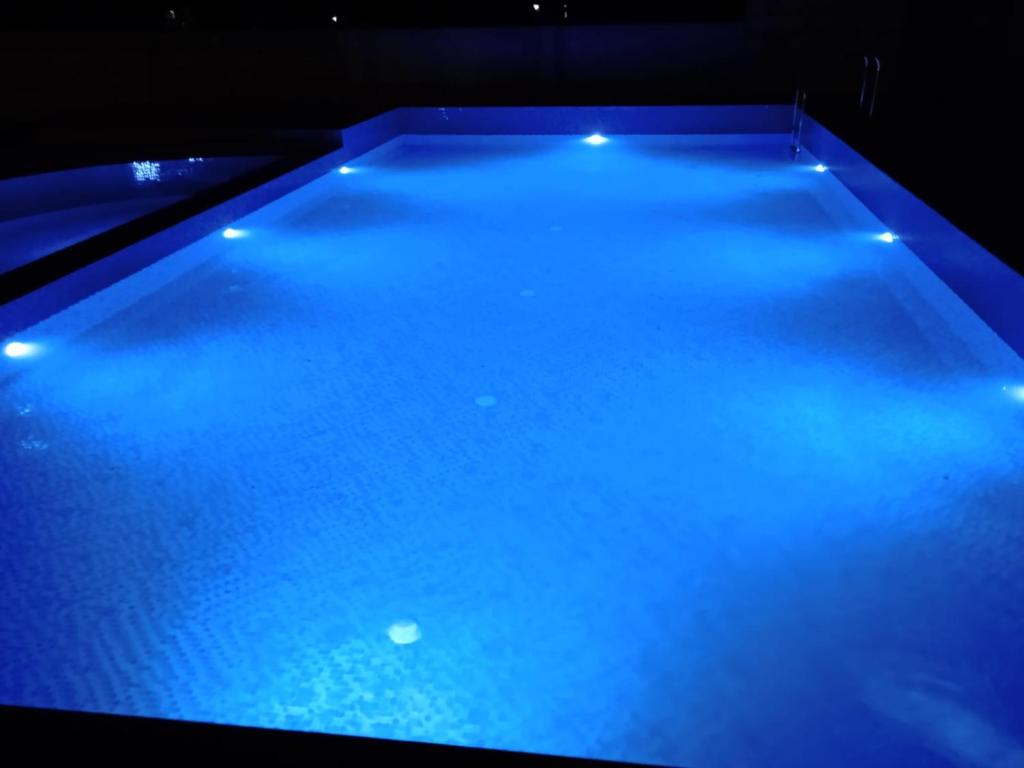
[858,55,870,110]
[868,56,882,118]
[790,89,807,157]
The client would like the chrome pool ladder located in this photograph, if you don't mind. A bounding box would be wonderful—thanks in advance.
[790,88,807,158]
[859,55,882,118]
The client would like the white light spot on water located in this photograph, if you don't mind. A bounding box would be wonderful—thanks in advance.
[879,231,897,244]
[475,394,498,408]
[388,620,422,645]
[1003,385,1024,402]
[3,341,38,359]
[815,163,827,172]
[533,4,540,11]
[17,404,33,416]
[19,439,48,452]
[520,288,536,298]
[584,133,609,146]
[338,166,354,175]
[222,227,246,239]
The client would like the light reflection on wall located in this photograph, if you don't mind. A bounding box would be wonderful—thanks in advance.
[131,161,162,183]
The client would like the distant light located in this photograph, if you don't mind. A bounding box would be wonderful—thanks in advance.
[879,232,897,243]
[222,227,245,239]
[338,165,354,174]
[331,15,338,23]
[131,161,161,183]
[584,133,609,146]
[1003,385,1024,403]
[533,3,540,9]
[814,163,827,173]
[3,341,37,359]
[388,620,422,645]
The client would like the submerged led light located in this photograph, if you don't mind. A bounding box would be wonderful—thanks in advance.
[3,341,37,359]
[583,133,609,146]
[388,620,422,645]
[815,163,827,172]
[338,165,354,175]
[222,227,245,239]
[879,232,897,243]
[1003,385,1024,403]
[533,3,541,10]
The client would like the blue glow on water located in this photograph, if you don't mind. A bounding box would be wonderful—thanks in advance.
[583,133,609,145]
[2,133,1023,768]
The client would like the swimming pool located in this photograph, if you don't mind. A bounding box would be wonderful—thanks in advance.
[2,107,1023,767]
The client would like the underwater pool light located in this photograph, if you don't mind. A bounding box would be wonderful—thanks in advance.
[3,341,38,359]
[388,620,422,645]
[1003,385,1024,403]
[815,163,827,172]
[879,232,897,244]
[338,165,354,175]
[584,133,609,146]
[222,227,245,239]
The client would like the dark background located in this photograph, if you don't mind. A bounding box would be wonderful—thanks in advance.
[1,1,1020,268]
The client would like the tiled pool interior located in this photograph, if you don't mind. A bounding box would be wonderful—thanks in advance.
[2,132,1024,767]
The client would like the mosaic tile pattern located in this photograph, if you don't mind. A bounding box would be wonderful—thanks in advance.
[2,135,1024,767]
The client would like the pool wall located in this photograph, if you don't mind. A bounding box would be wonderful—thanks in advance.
[802,116,1024,357]
[0,142,340,340]
[2,105,1022,361]
[398,105,793,135]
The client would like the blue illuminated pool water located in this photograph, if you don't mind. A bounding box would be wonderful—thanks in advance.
[2,132,1024,767]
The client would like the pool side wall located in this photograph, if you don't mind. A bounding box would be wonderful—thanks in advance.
[802,116,1024,358]
[0,115,395,338]
[397,105,793,134]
